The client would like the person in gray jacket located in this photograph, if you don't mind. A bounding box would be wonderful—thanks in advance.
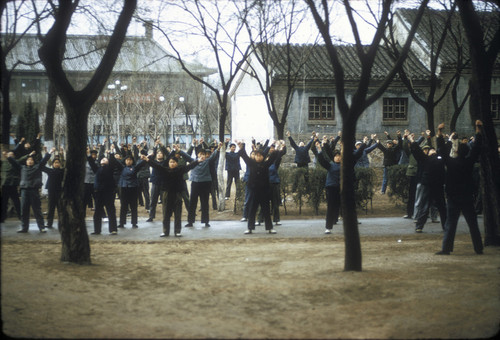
[185,142,221,228]
[8,148,54,233]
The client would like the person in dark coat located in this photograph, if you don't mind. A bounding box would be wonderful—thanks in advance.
[224,141,241,199]
[435,121,484,255]
[116,155,147,229]
[376,131,402,194]
[1,150,21,222]
[142,152,200,237]
[238,141,281,234]
[286,131,314,168]
[409,134,447,233]
[267,141,286,226]
[88,152,119,235]
[42,154,64,229]
[8,148,52,233]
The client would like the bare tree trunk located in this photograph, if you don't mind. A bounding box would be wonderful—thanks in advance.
[59,106,91,263]
[341,118,362,271]
[1,51,12,145]
[217,149,226,211]
[43,82,57,147]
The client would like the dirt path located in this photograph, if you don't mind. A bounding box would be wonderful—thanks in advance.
[2,234,499,339]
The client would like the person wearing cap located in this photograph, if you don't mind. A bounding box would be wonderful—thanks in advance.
[185,142,221,228]
[376,131,402,194]
[87,150,119,235]
[409,133,446,233]
[435,121,484,255]
[41,153,64,229]
[116,154,147,229]
[354,134,378,168]
[142,151,200,237]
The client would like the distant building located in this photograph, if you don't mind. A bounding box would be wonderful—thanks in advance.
[6,26,216,146]
[230,8,500,149]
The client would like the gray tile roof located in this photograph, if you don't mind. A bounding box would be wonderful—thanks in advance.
[262,43,430,81]
[7,34,215,76]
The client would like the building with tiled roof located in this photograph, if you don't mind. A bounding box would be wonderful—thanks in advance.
[7,29,216,145]
[230,8,500,150]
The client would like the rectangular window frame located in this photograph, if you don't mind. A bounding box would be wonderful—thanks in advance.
[491,94,500,121]
[308,97,335,121]
[383,97,408,121]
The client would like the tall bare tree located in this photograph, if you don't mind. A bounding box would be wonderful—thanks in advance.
[244,0,317,139]
[150,0,251,211]
[306,0,428,271]
[38,0,136,264]
[0,1,50,146]
[457,0,500,247]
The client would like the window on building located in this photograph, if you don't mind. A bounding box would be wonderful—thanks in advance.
[308,97,335,120]
[383,98,408,121]
[491,94,500,121]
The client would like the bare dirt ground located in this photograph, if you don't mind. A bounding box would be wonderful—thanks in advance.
[2,190,500,339]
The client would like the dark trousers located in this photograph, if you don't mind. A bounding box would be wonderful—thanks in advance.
[442,195,483,254]
[1,185,21,222]
[162,191,183,235]
[149,183,161,219]
[211,178,218,210]
[248,186,272,230]
[137,177,150,210]
[188,181,211,224]
[406,176,417,218]
[325,186,340,229]
[182,181,190,211]
[415,184,447,230]
[46,189,61,227]
[225,170,239,198]
[270,182,281,222]
[84,183,94,209]
[242,183,252,219]
[20,188,45,231]
[120,187,138,226]
[93,190,117,233]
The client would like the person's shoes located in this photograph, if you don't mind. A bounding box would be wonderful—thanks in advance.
[403,215,411,219]
[240,218,247,222]
[185,223,193,227]
[146,218,153,222]
[244,229,252,234]
[431,220,440,223]
[40,228,47,233]
[357,220,362,224]
[132,225,138,229]
[225,197,229,200]
[45,225,54,229]
[103,217,109,222]
[255,222,261,226]
[275,221,281,226]
[117,224,125,229]
[160,233,168,237]
[415,228,423,233]
[435,250,450,255]
[476,250,484,255]
[175,233,182,237]
[17,229,28,233]
[268,229,277,234]
[90,232,101,235]
[325,229,331,234]
[204,223,211,228]
[110,231,118,235]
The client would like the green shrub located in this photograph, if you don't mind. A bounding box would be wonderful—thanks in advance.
[307,167,327,215]
[278,167,291,215]
[354,167,376,213]
[387,164,410,206]
[290,167,308,214]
